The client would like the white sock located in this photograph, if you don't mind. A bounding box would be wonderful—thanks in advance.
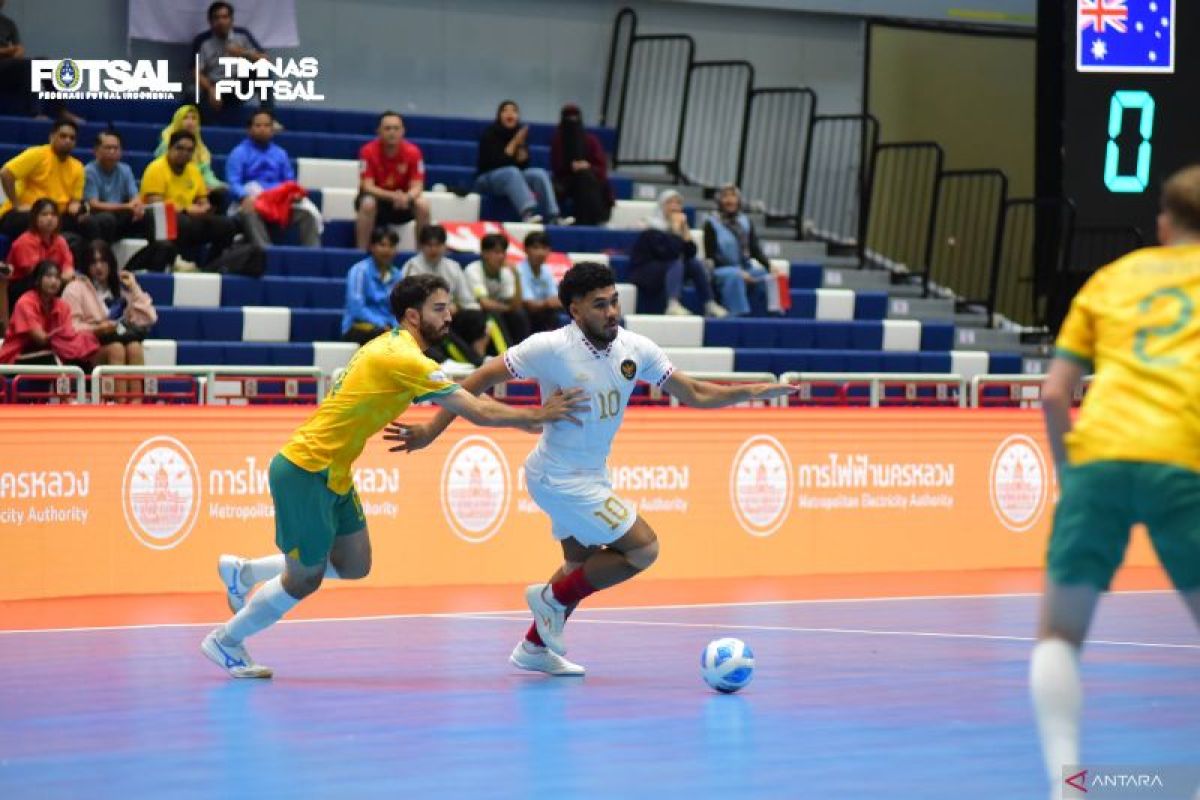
[220,576,299,645]
[1030,638,1083,785]
[241,554,286,585]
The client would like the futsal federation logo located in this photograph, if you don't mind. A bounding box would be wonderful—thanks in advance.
[441,435,511,543]
[729,435,792,537]
[122,436,201,550]
[989,434,1049,532]
[51,59,82,92]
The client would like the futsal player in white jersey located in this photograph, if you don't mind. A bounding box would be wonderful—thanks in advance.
[389,262,795,675]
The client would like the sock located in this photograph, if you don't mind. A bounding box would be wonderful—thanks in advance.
[524,603,578,648]
[220,576,299,645]
[550,569,596,607]
[1030,638,1083,784]
[241,554,286,585]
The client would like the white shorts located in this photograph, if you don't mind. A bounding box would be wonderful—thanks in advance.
[525,464,638,547]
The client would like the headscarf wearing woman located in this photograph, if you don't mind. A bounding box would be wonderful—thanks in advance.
[646,189,683,231]
[557,103,588,164]
[157,105,213,166]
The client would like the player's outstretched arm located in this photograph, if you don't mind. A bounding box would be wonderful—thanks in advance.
[384,357,517,452]
[1041,356,1086,470]
[432,386,588,431]
[661,372,797,409]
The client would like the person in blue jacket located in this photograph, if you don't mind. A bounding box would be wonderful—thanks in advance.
[341,228,402,345]
[226,109,320,247]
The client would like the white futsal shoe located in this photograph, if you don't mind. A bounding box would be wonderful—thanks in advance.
[201,630,273,679]
[525,583,568,655]
[218,554,252,612]
[510,641,585,676]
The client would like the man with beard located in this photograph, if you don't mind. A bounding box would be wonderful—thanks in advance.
[388,263,796,676]
[201,274,588,678]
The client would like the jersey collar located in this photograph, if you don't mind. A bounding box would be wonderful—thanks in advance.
[572,321,616,359]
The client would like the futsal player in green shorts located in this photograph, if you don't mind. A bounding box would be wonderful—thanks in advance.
[1031,165,1200,793]
[201,273,586,678]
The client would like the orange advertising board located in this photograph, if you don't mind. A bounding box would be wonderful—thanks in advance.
[0,407,1157,601]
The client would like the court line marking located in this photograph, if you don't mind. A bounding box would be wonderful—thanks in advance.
[0,589,1177,637]
[448,614,1200,651]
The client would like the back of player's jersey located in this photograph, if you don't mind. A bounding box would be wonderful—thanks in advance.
[504,325,674,471]
[1056,244,1200,470]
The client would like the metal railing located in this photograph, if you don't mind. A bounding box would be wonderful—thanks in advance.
[678,60,754,189]
[800,114,879,251]
[993,197,1075,328]
[91,366,327,405]
[780,372,966,408]
[737,88,817,221]
[0,365,87,404]
[925,169,1008,316]
[970,374,1092,408]
[600,7,638,128]
[613,34,695,177]
[863,142,943,275]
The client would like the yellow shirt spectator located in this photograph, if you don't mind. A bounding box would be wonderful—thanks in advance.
[140,156,207,209]
[0,144,84,216]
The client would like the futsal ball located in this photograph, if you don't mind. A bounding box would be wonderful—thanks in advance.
[701,637,755,693]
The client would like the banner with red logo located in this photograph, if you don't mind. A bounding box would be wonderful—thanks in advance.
[0,407,1160,601]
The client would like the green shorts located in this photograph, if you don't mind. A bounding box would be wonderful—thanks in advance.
[269,453,366,567]
[1048,460,1200,590]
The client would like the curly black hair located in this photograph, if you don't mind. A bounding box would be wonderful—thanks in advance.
[557,261,615,308]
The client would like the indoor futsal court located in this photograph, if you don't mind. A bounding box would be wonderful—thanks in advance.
[3,1,1200,799]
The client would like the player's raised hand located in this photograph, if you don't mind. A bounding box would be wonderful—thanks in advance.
[536,387,590,426]
[749,383,799,401]
[383,421,434,453]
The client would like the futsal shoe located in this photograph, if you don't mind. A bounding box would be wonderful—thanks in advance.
[510,640,584,676]
[218,554,252,612]
[201,630,274,679]
[525,583,568,655]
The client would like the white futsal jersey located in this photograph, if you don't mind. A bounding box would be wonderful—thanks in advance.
[503,322,675,544]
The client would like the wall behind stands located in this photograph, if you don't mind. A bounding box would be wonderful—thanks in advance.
[9,0,864,123]
[867,24,1035,196]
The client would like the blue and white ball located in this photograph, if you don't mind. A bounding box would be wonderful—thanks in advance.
[701,637,755,693]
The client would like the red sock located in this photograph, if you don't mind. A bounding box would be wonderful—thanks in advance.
[524,623,545,647]
[550,568,596,607]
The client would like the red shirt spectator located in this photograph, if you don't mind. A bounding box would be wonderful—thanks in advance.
[358,138,425,192]
[7,229,74,282]
[0,262,98,364]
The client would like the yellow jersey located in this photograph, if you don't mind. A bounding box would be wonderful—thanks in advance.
[1056,244,1200,470]
[139,156,206,208]
[280,329,458,493]
[0,144,84,215]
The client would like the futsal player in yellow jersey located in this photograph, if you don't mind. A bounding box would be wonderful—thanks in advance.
[1031,166,1200,792]
[201,274,586,678]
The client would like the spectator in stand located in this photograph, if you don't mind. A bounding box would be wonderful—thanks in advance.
[141,131,238,270]
[155,104,229,212]
[355,110,430,251]
[476,100,566,224]
[62,240,155,396]
[703,184,772,317]
[192,1,272,121]
[400,224,487,364]
[629,189,726,317]
[341,227,403,345]
[0,120,85,240]
[5,198,74,316]
[0,260,98,366]
[226,109,319,247]
[515,231,562,334]
[550,103,613,226]
[466,232,529,350]
[83,130,145,244]
[0,0,79,121]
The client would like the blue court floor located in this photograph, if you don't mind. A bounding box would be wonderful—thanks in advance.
[0,591,1196,799]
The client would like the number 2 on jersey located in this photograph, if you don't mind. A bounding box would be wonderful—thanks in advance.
[1134,287,1193,366]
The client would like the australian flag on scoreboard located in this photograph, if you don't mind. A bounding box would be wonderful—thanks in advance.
[1077,0,1176,73]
